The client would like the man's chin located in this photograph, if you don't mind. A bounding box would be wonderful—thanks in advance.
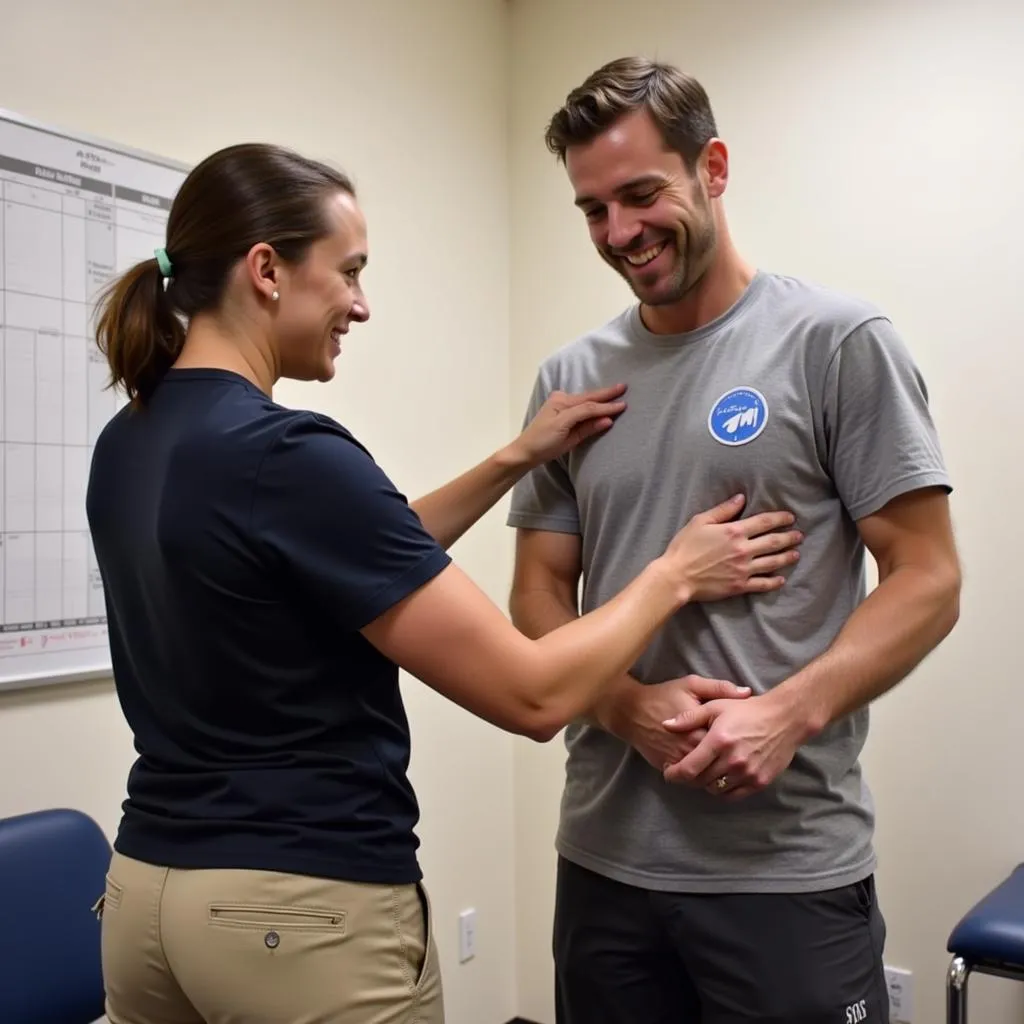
[630,279,687,307]
[615,261,684,305]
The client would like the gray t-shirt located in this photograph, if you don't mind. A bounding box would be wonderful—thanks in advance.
[508,271,951,893]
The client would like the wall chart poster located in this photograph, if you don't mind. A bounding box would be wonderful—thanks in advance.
[0,110,187,690]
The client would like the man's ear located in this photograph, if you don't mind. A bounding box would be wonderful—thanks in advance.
[702,138,729,199]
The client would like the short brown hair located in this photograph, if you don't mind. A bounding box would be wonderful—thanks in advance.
[95,143,355,403]
[544,56,718,169]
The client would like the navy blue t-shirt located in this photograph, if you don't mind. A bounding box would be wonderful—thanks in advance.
[86,368,450,884]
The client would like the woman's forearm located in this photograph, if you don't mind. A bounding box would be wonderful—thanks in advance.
[411,443,530,550]
[410,384,628,548]
[518,560,687,737]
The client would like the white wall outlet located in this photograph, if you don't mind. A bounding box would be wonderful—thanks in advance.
[458,908,477,963]
[884,965,913,1022]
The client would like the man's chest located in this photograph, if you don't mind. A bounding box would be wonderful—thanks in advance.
[563,344,830,523]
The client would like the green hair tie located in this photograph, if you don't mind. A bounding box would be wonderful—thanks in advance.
[154,247,173,279]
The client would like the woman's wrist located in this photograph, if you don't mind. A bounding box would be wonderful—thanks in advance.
[650,555,695,609]
[494,439,534,475]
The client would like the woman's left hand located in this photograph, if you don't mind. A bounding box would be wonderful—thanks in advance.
[508,383,627,468]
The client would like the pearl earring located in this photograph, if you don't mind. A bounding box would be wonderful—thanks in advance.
[271,290,279,301]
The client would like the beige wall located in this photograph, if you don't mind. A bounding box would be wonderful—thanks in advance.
[509,1,1024,1022]
[0,2,516,1022]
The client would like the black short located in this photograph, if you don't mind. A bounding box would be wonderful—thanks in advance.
[553,856,887,1024]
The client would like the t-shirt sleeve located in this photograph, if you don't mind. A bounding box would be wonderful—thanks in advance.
[506,366,581,534]
[822,316,952,521]
[251,413,451,630]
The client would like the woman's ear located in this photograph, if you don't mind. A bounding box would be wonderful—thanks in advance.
[243,242,280,302]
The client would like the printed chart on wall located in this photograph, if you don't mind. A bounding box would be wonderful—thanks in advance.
[0,110,187,690]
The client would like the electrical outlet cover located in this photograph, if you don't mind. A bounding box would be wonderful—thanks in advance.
[884,965,913,1022]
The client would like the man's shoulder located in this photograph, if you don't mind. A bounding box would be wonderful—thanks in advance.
[759,271,889,338]
[535,306,638,383]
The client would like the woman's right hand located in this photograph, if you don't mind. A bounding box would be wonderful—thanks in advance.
[663,494,803,603]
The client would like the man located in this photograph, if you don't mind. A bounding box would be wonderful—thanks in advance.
[507,56,961,1023]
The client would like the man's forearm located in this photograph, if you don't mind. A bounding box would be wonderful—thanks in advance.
[770,563,961,737]
[412,445,528,550]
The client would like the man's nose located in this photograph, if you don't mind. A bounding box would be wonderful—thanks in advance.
[606,205,644,251]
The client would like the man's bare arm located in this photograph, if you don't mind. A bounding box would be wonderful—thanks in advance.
[505,532,634,733]
[665,487,961,795]
[770,485,961,732]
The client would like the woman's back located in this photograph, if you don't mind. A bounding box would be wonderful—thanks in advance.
[87,366,448,885]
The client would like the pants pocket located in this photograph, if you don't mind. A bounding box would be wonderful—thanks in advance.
[852,875,875,916]
[820,876,874,922]
[93,873,124,919]
[394,883,436,994]
[412,884,434,992]
[208,902,347,932]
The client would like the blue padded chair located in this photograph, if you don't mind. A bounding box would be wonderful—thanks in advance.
[947,863,1024,1023]
[0,808,112,1023]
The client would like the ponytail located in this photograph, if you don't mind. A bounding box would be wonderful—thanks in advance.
[94,256,186,403]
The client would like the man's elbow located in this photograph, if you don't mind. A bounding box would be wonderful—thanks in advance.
[882,548,962,641]
[507,587,529,632]
[508,584,568,640]
[910,551,961,644]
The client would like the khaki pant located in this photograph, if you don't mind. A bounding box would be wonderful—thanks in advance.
[98,850,444,1024]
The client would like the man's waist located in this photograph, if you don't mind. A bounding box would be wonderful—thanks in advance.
[557,749,874,872]
[554,831,877,895]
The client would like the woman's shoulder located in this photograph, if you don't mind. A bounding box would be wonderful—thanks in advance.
[249,407,403,518]
[257,407,376,470]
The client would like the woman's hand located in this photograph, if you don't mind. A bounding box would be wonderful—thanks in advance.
[506,384,627,468]
[662,494,804,603]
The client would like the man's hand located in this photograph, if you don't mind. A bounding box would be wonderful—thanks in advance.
[604,675,751,773]
[661,692,810,800]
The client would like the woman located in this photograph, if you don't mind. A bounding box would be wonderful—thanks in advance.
[87,142,802,1024]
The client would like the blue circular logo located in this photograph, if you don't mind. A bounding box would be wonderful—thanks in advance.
[707,387,769,446]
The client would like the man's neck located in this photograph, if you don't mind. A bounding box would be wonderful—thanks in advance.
[641,245,757,336]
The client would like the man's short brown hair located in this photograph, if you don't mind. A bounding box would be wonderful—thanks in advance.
[545,56,718,170]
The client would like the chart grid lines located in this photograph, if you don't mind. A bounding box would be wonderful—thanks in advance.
[0,109,187,688]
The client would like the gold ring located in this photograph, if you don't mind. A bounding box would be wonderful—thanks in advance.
[714,775,729,791]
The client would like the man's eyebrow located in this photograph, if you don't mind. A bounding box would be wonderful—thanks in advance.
[574,175,666,208]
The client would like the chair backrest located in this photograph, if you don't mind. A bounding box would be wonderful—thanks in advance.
[0,808,111,1024]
